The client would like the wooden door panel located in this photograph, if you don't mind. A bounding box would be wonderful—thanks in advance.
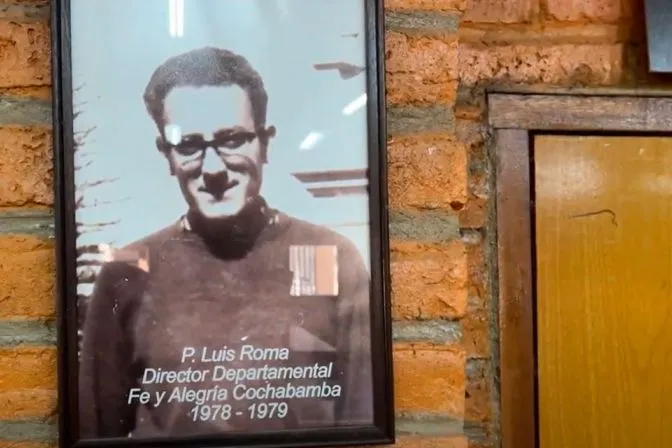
[535,135,672,448]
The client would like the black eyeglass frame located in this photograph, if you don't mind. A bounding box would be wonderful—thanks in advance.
[155,125,277,157]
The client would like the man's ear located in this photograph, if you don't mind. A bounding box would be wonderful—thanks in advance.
[261,125,276,164]
[166,158,176,176]
[156,136,176,175]
[261,145,269,164]
[155,136,164,153]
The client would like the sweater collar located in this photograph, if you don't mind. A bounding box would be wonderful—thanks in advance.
[180,195,280,258]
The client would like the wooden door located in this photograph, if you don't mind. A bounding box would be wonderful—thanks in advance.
[535,135,672,448]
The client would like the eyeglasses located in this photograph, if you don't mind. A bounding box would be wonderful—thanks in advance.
[157,126,276,158]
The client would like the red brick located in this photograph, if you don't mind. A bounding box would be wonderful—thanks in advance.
[467,243,486,299]
[387,76,458,106]
[468,443,495,448]
[459,194,487,228]
[0,20,50,87]
[458,43,624,86]
[459,23,628,45]
[456,119,484,144]
[462,302,489,357]
[0,235,55,318]
[0,127,53,207]
[545,0,624,22]
[462,244,490,357]
[386,32,458,105]
[0,444,55,448]
[0,86,50,100]
[0,347,56,391]
[388,134,468,210]
[2,0,50,4]
[0,389,56,419]
[394,342,466,416]
[455,105,482,121]
[391,241,468,320]
[392,436,468,447]
[461,124,488,229]
[385,0,468,11]
[355,436,468,448]
[466,362,492,423]
[0,126,53,207]
[457,121,488,225]
[463,0,538,23]
[386,32,458,79]
[458,120,489,229]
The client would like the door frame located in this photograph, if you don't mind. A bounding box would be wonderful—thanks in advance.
[488,90,672,448]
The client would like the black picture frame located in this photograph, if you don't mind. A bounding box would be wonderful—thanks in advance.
[51,1,394,447]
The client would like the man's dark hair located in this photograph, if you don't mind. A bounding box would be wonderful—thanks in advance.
[143,46,268,134]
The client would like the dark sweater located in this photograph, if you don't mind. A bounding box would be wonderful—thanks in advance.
[78,207,373,439]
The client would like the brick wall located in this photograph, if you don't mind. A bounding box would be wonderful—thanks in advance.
[0,0,660,446]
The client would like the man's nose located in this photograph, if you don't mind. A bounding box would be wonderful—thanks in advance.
[201,147,227,174]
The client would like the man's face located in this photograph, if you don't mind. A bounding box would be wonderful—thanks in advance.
[161,85,265,220]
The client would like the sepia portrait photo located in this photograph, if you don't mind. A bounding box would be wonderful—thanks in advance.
[61,0,388,444]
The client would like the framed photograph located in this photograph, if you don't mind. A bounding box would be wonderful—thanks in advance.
[51,1,393,447]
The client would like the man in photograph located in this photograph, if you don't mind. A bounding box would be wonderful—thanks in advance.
[78,46,373,438]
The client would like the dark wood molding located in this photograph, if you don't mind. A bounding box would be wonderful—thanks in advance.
[495,129,536,448]
[488,93,672,132]
[489,92,672,448]
[487,85,672,97]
